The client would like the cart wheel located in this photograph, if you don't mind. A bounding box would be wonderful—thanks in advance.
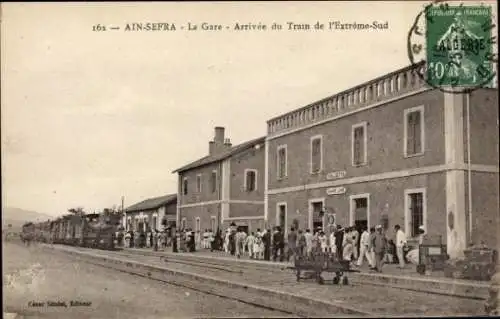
[342,276,349,285]
[316,275,324,285]
[333,276,340,285]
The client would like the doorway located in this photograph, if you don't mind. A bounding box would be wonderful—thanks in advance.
[277,203,286,230]
[350,195,370,257]
[237,225,249,234]
[309,199,324,232]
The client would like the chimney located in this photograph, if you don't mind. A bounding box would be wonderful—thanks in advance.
[209,141,215,155]
[214,127,225,144]
[224,138,232,148]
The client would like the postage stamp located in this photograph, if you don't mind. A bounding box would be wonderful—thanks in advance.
[408,2,497,93]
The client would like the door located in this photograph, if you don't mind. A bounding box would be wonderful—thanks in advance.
[353,197,368,256]
[152,216,157,231]
[312,201,324,231]
[409,192,423,237]
[278,204,286,230]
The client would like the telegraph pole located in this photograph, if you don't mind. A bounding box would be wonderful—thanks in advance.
[121,196,125,231]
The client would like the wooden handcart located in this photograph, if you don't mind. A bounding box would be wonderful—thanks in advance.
[294,252,353,285]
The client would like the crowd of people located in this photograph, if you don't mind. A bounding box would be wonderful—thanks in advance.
[117,222,427,273]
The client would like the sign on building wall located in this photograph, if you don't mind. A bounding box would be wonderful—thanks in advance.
[326,171,346,180]
[326,187,346,195]
[326,213,336,226]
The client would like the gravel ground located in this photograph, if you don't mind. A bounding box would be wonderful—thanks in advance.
[2,242,292,319]
[64,245,486,317]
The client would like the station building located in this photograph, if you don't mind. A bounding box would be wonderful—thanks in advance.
[264,63,499,259]
[124,194,177,232]
[173,127,266,234]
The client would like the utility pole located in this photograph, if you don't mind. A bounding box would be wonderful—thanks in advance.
[121,196,125,230]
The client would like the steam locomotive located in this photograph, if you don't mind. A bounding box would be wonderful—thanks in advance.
[21,212,122,251]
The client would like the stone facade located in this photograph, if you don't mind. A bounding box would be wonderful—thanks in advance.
[265,64,498,257]
[175,127,266,233]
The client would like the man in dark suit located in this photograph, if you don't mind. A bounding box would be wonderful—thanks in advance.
[334,225,344,259]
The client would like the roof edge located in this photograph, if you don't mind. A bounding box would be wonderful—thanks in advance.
[172,136,265,174]
[125,194,177,212]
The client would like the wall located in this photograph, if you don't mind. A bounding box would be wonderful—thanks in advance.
[267,89,445,191]
[470,172,499,248]
[467,88,499,166]
[178,161,221,206]
[268,173,447,241]
[228,202,264,218]
[179,203,221,231]
[165,202,177,216]
[229,145,266,202]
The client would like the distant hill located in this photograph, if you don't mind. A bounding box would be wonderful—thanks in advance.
[2,207,56,231]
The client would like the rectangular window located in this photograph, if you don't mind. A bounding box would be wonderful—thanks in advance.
[409,192,424,237]
[210,216,216,232]
[310,136,322,173]
[277,145,287,179]
[195,217,201,232]
[405,106,424,156]
[245,169,257,191]
[196,174,202,193]
[211,171,217,193]
[183,178,188,195]
[352,122,367,166]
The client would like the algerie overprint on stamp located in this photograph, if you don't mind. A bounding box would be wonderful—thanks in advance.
[408,2,497,93]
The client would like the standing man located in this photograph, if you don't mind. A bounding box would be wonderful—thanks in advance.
[368,227,376,269]
[272,227,280,262]
[318,230,328,253]
[334,225,345,259]
[263,228,271,261]
[297,230,306,256]
[372,225,387,272]
[394,224,407,269]
[246,231,255,258]
[203,229,209,249]
[287,227,298,262]
[352,226,360,261]
[357,226,372,267]
[304,229,313,256]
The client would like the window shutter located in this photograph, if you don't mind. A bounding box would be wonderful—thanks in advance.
[250,172,256,191]
[278,149,286,178]
[312,139,321,172]
[407,113,415,155]
[245,172,251,191]
[354,127,363,164]
[414,111,422,153]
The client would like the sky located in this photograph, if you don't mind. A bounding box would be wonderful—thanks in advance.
[2,1,496,216]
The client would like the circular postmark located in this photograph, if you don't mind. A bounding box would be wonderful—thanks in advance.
[407,1,497,94]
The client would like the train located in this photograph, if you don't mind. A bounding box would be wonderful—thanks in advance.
[20,212,122,251]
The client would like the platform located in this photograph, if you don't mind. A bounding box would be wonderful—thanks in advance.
[126,247,491,300]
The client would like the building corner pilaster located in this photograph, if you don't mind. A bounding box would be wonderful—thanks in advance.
[444,91,467,259]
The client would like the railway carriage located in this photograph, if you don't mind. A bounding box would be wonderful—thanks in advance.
[38,212,122,251]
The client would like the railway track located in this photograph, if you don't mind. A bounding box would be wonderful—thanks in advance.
[43,244,372,317]
[111,247,488,316]
[42,244,487,317]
